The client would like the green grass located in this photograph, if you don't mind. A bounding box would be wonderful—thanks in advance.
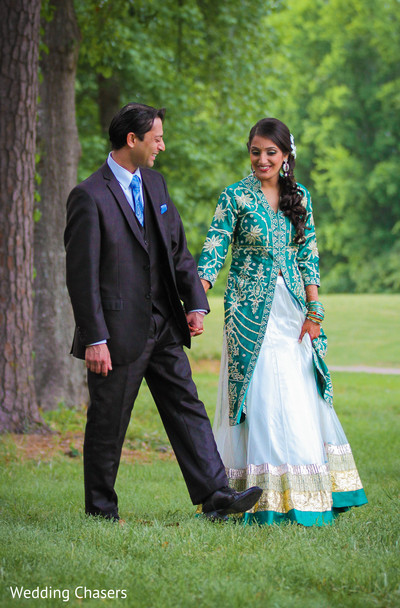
[1,372,399,608]
[189,294,400,368]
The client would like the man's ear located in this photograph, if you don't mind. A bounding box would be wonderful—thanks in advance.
[126,132,137,148]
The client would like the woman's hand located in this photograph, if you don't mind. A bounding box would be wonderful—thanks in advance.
[298,319,321,343]
[301,284,321,342]
[200,279,211,293]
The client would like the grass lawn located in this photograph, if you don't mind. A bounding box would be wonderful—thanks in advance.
[1,370,399,608]
[189,294,400,368]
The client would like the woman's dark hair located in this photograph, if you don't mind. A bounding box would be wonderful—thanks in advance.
[247,117,306,244]
[109,103,166,150]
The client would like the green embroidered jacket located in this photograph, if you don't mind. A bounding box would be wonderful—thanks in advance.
[198,174,333,425]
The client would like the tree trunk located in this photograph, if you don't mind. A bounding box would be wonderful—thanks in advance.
[0,0,46,432]
[34,0,87,410]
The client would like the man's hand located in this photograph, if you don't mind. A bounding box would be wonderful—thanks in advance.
[186,311,205,337]
[298,319,321,343]
[85,343,113,376]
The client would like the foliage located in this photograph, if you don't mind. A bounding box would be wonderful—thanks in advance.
[71,0,400,291]
[74,0,279,251]
[265,0,400,292]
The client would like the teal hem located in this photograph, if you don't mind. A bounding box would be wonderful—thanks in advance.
[242,509,335,527]
[240,489,368,527]
[332,488,368,509]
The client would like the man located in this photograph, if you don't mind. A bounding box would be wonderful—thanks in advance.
[64,103,261,522]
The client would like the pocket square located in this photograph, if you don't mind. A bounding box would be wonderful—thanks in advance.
[160,203,168,214]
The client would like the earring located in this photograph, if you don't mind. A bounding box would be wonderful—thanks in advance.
[282,160,289,177]
[251,167,255,175]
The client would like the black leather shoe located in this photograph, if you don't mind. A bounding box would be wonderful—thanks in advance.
[87,511,120,523]
[202,486,262,516]
[201,510,229,522]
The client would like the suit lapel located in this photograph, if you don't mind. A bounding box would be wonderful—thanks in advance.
[101,162,147,250]
[141,169,170,251]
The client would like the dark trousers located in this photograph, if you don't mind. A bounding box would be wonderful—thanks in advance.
[84,311,227,517]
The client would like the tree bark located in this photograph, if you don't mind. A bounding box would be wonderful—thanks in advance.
[34,0,87,410]
[0,0,46,432]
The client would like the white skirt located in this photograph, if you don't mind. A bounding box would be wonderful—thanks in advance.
[213,276,367,526]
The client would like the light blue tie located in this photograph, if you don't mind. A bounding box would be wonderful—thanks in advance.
[129,174,144,226]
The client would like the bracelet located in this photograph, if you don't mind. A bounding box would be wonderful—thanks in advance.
[306,300,324,324]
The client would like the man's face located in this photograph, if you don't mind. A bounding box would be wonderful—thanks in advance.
[131,117,165,168]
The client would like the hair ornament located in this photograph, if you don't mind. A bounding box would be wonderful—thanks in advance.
[290,133,297,159]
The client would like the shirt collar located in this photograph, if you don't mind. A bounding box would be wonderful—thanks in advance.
[107,152,141,190]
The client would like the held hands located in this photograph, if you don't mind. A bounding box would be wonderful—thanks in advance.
[186,311,205,338]
[298,319,321,343]
[188,278,210,336]
[85,343,113,376]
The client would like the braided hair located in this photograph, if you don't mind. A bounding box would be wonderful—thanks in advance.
[247,118,306,244]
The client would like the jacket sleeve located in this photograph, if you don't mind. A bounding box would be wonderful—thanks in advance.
[296,187,320,287]
[163,178,210,313]
[197,187,238,287]
[64,186,110,345]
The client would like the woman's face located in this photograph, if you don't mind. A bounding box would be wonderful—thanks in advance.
[249,135,288,186]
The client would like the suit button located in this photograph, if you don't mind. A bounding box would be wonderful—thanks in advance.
[145,293,151,299]
[143,264,150,271]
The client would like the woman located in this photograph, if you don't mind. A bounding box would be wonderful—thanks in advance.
[197,118,367,526]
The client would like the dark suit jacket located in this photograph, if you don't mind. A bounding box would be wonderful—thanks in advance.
[64,162,209,364]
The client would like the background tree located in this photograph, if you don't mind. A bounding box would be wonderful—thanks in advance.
[265,0,400,292]
[34,0,87,411]
[74,0,277,253]
[0,0,46,432]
